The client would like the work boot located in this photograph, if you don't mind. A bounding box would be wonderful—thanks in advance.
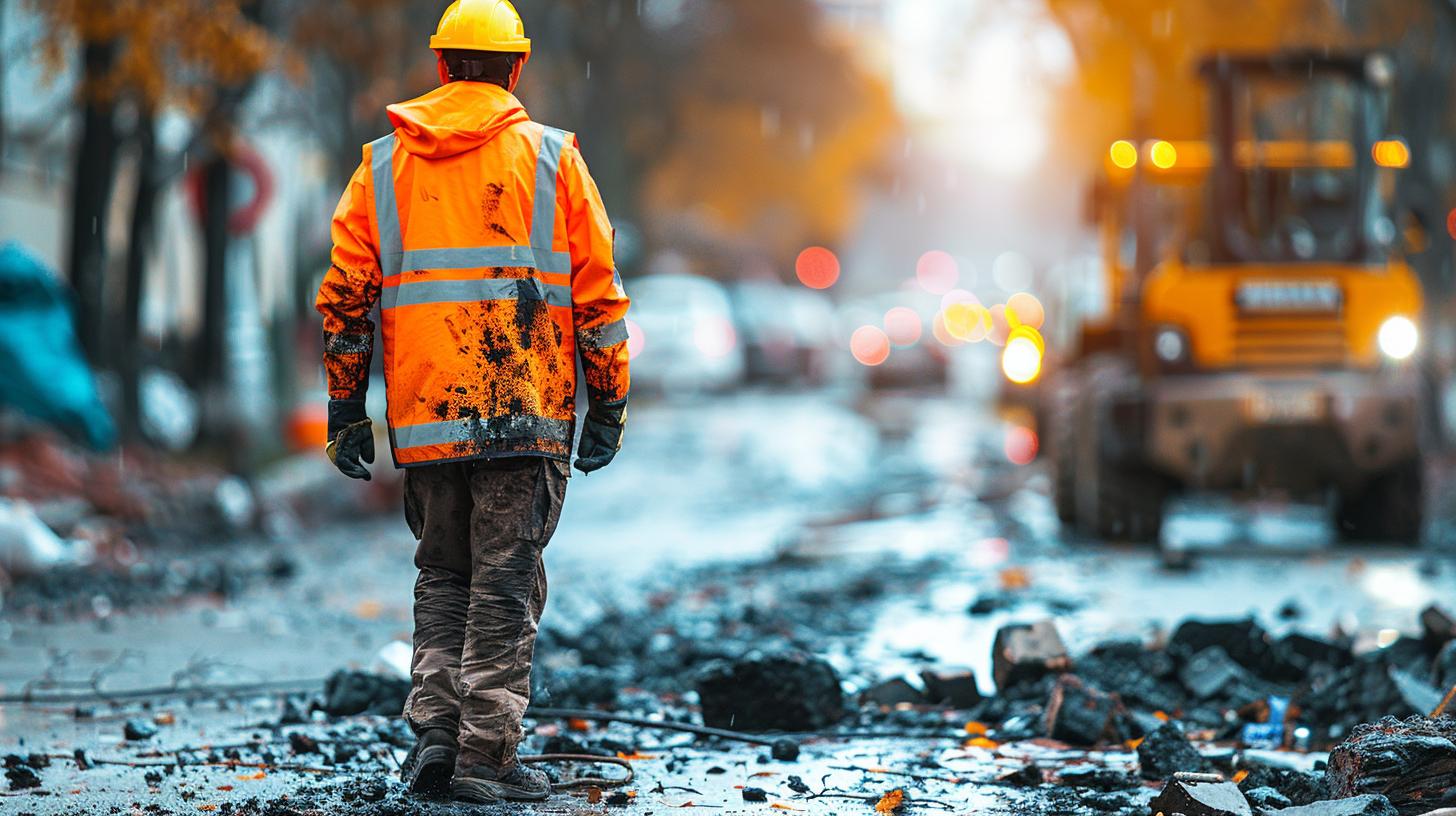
[450,763,552,803]
[399,727,456,798]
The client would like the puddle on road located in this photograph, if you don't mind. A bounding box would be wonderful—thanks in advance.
[813,485,1456,700]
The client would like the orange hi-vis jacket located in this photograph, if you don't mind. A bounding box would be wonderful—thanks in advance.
[316,81,630,467]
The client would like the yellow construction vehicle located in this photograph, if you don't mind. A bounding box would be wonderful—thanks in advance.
[1047,51,1427,544]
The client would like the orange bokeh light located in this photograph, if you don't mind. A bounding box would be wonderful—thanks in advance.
[988,304,1012,346]
[1372,139,1410,169]
[850,325,891,366]
[1006,292,1045,330]
[796,246,841,289]
[915,250,959,295]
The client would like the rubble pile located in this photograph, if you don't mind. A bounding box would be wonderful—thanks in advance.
[6,540,1456,816]
[2,549,297,620]
[0,428,397,618]
[1325,715,1456,814]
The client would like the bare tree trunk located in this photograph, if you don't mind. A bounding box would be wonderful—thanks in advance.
[193,0,268,456]
[68,40,121,363]
[0,0,8,163]
[197,152,231,389]
[120,109,159,441]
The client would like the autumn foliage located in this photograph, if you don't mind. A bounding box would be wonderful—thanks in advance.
[28,0,275,110]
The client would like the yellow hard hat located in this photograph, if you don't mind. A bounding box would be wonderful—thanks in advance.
[430,0,531,56]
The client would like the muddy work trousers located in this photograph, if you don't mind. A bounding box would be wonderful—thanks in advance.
[401,456,568,771]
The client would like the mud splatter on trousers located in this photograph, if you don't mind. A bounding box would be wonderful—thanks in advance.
[400,456,569,771]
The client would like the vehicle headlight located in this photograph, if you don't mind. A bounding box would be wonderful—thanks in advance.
[1377,316,1419,360]
[1153,327,1189,364]
[1001,327,1044,385]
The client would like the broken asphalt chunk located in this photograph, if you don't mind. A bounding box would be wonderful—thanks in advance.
[1045,674,1122,746]
[322,669,410,717]
[288,733,320,755]
[123,718,159,740]
[1268,795,1398,816]
[861,677,924,707]
[1243,786,1291,811]
[1279,633,1354,673]
[5,764,41,790]
[992,620,1070,692]
[1325,715,1456,814]
[1235,765,1325,807]
[1422,604,1456,648]
[770,738,800,761]
[1138,721,1212,780]
[1170,619,1301,683]
[1002,762,1042,787]
[1435,641,1456,693]
[920,666,982,709]
[1149,773,1251,816]
[278,697,309,726]
[1181,646,1257,701]
[967,592,1016,616]
[741,786,768,802]
[695,651,843,731]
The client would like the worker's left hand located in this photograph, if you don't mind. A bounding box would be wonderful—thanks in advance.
[575,397,627,474]
[325,399,375,481]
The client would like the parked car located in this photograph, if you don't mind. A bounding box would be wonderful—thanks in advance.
[836,291,950,392]
[728,281,835,386]
[627,274,745,393]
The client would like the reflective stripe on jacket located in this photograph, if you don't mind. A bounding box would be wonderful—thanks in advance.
[316,81,630,467]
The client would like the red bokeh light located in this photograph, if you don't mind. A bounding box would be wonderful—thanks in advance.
[625,318,645,360]
[850,325,891,366]
[1005,426,1039,465]
[796,246,841,289]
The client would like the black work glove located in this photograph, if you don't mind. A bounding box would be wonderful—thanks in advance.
[575,396,627,474]
[326,399,375,481]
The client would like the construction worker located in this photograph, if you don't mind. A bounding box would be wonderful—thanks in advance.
[315,0,630,803]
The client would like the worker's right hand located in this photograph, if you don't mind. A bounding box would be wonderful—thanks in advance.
[325,399,375,481]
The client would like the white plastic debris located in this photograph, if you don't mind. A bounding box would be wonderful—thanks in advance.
[140,368,200,452]
[213,476,256,530]
[0,498,77,576]
[373,640,413,681]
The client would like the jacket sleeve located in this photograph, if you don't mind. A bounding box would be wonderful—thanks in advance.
[314,156,382,403]
[561,140,630,404]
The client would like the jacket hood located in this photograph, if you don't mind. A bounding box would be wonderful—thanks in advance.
[386,82,530,159]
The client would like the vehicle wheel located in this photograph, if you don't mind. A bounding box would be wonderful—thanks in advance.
[1071,356,1166,544]
[1046,379,1079,525]
[1336,458,1423,545]
[1092,461,1167,544]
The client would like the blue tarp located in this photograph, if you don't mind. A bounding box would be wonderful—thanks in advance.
[0,242,116,450]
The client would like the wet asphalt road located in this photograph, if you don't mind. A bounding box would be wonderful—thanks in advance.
[1,388,1454,813]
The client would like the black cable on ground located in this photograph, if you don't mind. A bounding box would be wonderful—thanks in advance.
[520,753,635,789]
[525,706,802,760]
[0,679,324,706]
